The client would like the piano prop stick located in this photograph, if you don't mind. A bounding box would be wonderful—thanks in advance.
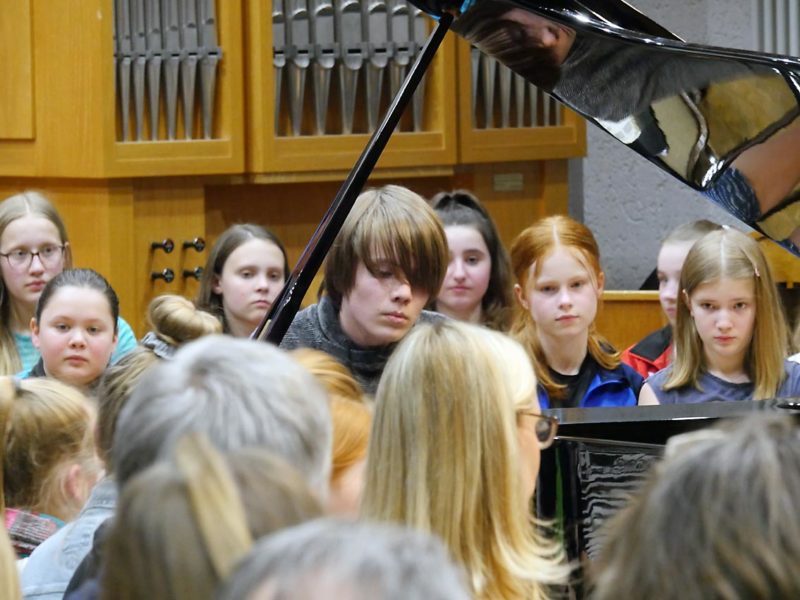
[252,11,454,344]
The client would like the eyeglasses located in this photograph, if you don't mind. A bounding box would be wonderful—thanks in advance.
[517,410,559,449]
[0,245,65,270]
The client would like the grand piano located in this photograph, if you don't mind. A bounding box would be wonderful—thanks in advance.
[255,0,800,583]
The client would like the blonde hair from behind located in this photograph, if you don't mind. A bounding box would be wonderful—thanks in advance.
[147,294,222,346]
[0,377,97,521]
[100,433,323,600]
[361,319,567,600]
[0,191,72,375]
[510,215,616,401]
[0,523,20,600]
[666,228,788,400]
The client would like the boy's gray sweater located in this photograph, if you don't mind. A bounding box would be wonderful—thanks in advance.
[280,296,443,396]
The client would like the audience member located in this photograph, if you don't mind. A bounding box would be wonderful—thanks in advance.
[622,220,722,378]
[511,215,642,408]
[0,191,136,375]
[362,319,567,599]
[21,294,221,600]
[291,349,371,517]
[101,433,322,600]
[196,224,289,338]
[639,227,800,404]
[22,269,120,391]
[1,522,20,599]
[429,190,513,330]
[0,377,99,559]
[280,185,448,395]
[217,519,472,600]
[592,415,800,599]
[62,335,331,595]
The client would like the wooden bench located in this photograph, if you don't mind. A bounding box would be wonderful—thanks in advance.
[597,291,665,352]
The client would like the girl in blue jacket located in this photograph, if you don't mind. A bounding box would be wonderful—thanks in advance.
[510,215,642,409]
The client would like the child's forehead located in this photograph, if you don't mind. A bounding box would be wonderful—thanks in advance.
[529,246,593,279]
[691,277,756,297]
[44,286,111,312]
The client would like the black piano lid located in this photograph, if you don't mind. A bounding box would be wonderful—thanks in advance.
[412,0,800,256]
[546,399,800,445]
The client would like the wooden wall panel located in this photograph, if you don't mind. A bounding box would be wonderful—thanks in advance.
[0,0,34,140]
[206,161,568,308]
[132,180,207,335]
[597,291,664,352]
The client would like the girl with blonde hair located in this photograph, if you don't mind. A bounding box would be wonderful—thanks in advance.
[510,215,642,408]
[101,433,323,600]
[0,377,99,558]
[291,348,372,517]
[361,319,567,600]
[0,191,136,375]
[639,228,800,404]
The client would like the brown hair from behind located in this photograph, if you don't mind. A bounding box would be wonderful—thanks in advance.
[0,377,98,521]
[510,214,617,401]
[592,415,800,600]
[100,433,323,600]
[323,185,448,308]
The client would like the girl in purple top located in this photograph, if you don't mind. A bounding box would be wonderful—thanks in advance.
[639,228,800,405]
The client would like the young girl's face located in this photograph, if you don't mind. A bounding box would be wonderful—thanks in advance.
[516,246,603,342]
[436,225,492,321]
[212,238,286,338]
[687,277,756,368]
[0,215,66,310]
[32,286,117,388]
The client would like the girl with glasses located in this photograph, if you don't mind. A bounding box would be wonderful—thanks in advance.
[0,191,136,376]
[361,319,567,600]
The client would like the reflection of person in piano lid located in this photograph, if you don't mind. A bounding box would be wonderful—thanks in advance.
[639,228,800,405]
[510,215,643,409]
[361,319,568,599]
[453,0,762,121]
[592,414,800,600]
[279,186,448,396]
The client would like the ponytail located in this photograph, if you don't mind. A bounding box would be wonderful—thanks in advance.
[174,434,252,579]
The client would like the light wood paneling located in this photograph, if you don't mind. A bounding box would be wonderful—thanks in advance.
[0,0,34,140]
[597,291,665,352]
[132,180,207,335]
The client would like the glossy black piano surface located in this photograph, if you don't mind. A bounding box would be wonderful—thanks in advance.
[537,401,800,567]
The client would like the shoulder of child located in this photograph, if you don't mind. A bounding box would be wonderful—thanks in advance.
[780,359,800,396]
[279,303,322,350]
[111,317,138,363]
